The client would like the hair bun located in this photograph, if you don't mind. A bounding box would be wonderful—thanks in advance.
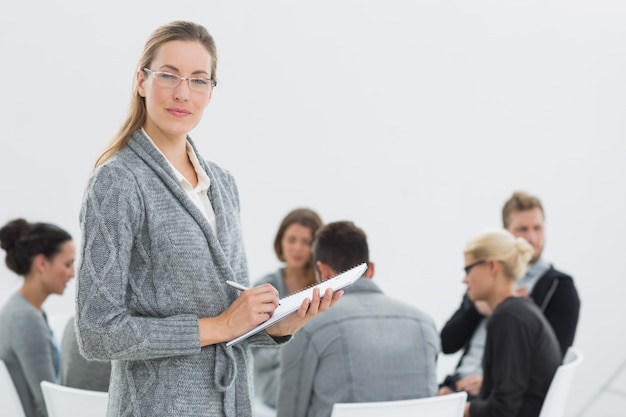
[0,218,29,252]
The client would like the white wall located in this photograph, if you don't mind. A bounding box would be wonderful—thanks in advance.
[1,1,625,415]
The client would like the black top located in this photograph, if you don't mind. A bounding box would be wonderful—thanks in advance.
[441,266,580,358]
[469,297,561,417]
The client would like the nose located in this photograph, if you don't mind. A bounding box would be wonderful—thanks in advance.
[174,80,191,101]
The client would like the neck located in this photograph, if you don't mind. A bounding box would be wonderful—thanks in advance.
[19,276,48,311]
[283,265,311,293]
[486,282,515,311]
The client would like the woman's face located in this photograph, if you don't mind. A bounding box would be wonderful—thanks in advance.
[281,223,315,269]
[462,254,493,302]
[41,241,76,295]
[137,40,214,142]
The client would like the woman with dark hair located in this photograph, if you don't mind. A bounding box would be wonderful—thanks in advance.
[252,207,323,409]
[0,218,75,417]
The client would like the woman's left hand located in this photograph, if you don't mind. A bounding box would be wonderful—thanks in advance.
[265,287,343,337]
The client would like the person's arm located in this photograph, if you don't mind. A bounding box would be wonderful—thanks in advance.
[252,346,281,408]
[76,165,202,361]
[11,309,56,417]
[440,293,485,354]
[541,276,580,356]
[277,331,317,417]
[469,312,530,417]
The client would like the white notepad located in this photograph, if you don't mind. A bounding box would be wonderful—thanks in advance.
[226,262,368,347]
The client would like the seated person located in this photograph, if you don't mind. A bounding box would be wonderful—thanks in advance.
[252,208,323,409]
[277,220,439,417]
[461,228,561,417]
[0,218,75,417]
[61,315,111,392]
[439,191,580,397]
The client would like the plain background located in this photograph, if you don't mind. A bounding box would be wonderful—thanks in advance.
[1,1,625,415]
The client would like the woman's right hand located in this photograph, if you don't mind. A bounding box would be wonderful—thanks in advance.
[198,284,280,346]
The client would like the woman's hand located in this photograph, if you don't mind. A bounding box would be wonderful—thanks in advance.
[198,284,280,346]
[456,374,483,397]
[265,287,343,338]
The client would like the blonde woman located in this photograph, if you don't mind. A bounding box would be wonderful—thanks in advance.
[75,21,342,417]
[462,229,561,417]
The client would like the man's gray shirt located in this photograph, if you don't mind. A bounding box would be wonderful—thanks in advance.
[277,278,439,417]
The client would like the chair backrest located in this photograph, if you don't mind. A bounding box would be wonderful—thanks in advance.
[40,380,108,417]
[538,346,584,417]
[0,359,26,417]
[330,391,468,417]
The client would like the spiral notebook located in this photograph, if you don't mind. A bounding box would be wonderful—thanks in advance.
[226,262,368,347]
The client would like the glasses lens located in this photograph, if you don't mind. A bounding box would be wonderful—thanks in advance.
[188,78,212,93]
[154,72,180,88]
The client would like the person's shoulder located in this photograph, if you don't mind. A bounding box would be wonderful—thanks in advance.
[254,269,283,286]
[90,153,139,183]
[387,295,437,326]
[542,265,574,281]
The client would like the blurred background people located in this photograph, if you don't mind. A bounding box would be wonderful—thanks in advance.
[252,208,323,409]
[0,218,75,417]
[439,191,580,398]
[277,221,440,417]
[460,228,561,417]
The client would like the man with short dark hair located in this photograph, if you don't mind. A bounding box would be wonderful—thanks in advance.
[277,221,439,417]
[438,191,580,398]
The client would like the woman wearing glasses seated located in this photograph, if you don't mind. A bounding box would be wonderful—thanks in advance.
[462,229,561,417]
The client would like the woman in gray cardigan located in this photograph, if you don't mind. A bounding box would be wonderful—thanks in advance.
[75,21,342,417]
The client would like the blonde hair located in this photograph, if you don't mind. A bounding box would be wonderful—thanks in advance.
[464,228,533,281]
[94,21,217,169]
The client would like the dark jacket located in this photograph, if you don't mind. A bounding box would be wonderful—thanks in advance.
[441,265,580,364]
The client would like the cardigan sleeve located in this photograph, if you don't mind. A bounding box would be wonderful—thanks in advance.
[76,164,201,361]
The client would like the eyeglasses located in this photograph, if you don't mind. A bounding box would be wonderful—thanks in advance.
[464,259,488,275]
[143,68,217,93]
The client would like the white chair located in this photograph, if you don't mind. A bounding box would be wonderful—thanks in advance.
[330,391,468,417]
[538,346,584,417]
[40,380,108,417]
[0,360,26,417]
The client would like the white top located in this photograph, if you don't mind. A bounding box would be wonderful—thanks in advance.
[143,129,217,234]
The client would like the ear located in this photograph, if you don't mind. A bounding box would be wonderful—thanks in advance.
[136,68,147,97]
[205,88,213,107]
[315,261,336,282]
[364,262,375,279]
[488,259,503,277]
[32,254,48,274]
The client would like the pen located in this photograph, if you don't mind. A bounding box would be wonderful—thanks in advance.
[226,280,249,292]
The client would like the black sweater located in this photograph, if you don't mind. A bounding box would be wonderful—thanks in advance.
[441,266,580,359]
[469,297,561,417]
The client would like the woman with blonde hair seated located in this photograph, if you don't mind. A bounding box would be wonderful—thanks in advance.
[462,229,561,417]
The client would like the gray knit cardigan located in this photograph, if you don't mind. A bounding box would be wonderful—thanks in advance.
[76,130,281,417]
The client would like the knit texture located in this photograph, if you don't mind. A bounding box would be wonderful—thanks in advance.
[76,130,279,417]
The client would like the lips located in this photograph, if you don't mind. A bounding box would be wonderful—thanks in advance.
[167,107,191,117]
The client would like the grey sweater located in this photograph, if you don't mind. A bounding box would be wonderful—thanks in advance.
[76,130,281,417]
[0,293,56,417]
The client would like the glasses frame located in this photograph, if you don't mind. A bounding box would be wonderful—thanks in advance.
[464,259,488,275]
[142,68,217,92]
